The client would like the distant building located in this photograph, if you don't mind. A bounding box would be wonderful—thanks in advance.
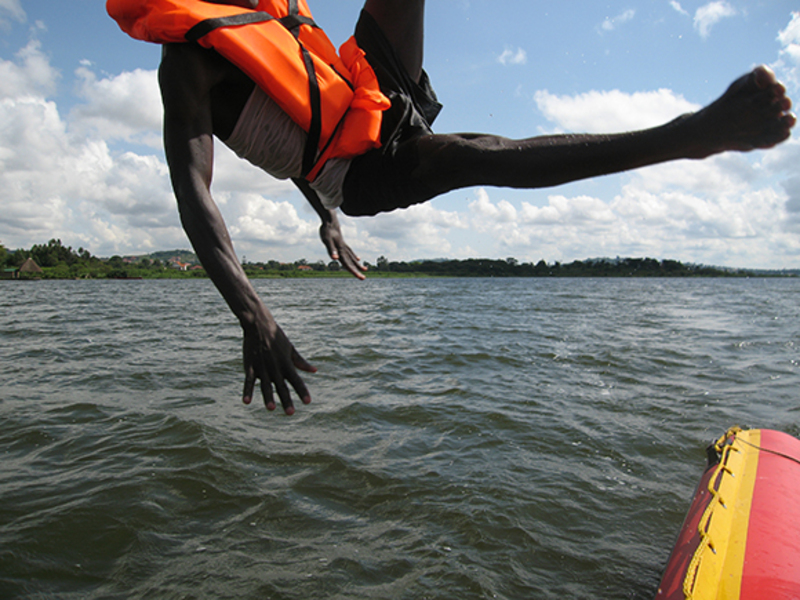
[19,258,43,276]
[169,260,191,271]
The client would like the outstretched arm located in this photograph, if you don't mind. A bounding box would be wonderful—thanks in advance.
[292,178,368,280]
[159,44,314,415]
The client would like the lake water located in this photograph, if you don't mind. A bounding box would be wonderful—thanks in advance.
[1,277,798,599]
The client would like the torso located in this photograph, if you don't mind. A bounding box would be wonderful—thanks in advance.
[159,42,350,209]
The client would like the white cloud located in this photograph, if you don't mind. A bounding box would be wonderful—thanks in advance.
[460,153,799,268]
[0,44,181,256]
[0,39,59,99]
[774,12,800,91]
[670,1,689,17]
[0,37,315,260]
[467,189,618,252]
[611,163,792,265]
[498,47,527,66]
[783,176,800,231]
[349,203,468,258]
[70,66,162,146]
[534,88,700,133]
[0,0,25,28]
[693,1,737,39]
[0,89,179,254]
[600,9,636,32]
[212,141,296,197]
[228,195,320,249]
[761,139,800,233]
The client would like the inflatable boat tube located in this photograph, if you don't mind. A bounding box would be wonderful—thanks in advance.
[656,427,800,600]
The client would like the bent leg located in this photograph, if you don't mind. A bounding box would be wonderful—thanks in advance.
[362,0,425,83]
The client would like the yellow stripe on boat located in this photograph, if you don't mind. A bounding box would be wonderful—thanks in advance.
[683,428,759,600]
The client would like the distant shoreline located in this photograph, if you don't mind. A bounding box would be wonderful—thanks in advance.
[3,240,797,280]
[3,268,797,281]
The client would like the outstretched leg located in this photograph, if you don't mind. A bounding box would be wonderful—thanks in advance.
[342,66,793,217]
[362,0,425,83]
[408,66,795,200]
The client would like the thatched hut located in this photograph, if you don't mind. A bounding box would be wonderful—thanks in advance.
[19,258,43,275]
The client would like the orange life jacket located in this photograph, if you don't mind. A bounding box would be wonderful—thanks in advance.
[106,0,390,180]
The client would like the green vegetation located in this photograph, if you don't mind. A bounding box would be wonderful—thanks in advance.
[368,256,744,277]
[1,239,796,280]
[0,239,205,280]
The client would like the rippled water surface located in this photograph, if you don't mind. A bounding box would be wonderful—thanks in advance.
[1,278,799,599]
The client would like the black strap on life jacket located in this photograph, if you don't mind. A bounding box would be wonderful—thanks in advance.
[185,0,323,178]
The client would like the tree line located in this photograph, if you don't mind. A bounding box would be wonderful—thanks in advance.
[0,239,198,279]
[367,256,741,277]
[0,238,785,280]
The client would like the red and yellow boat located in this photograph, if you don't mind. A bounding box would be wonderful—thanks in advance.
[656,427,800,600]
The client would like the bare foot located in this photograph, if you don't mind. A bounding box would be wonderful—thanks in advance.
[686,65,795,158]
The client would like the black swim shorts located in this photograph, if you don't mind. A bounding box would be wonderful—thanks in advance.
[340,10,443,217]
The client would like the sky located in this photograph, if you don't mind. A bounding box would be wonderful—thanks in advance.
[1,1,799,269]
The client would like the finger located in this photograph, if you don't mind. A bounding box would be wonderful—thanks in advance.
[248,353,277,411]
[272,378,296,416]
[348,252,368,273]
[291,346,317,374]
[340,244,362,264]
[260,354,297,415]
[242,363,256,405]
[339,250,368,280]
[344,260,367,280]
[259,374,277,412]
[324,240,338,260]
[286,368,312,406]
[320,228,339,261]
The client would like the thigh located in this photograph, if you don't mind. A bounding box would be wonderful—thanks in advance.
[160,43,255,141]
[341,137,436,216]
[361,0,425,83]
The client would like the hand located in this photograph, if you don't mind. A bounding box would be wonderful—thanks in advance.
[290,177,368,279]
[319,213,368,280]
[242,314,317,415]
[687,65,795,158]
